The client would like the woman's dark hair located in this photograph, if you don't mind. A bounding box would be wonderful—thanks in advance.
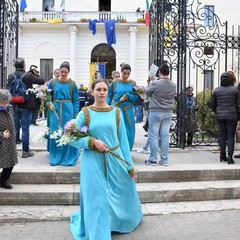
[159,63,169,76]
[60,61,70,71]
[121,64,131,72]
[220,72,233,86]
[14,58,25,69]
[91,79,108,90]
[185,86,193,91]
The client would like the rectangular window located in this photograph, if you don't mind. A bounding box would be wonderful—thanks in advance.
[204,5,214,27]
[43,0,55,11]
[204,70,214,90]
[99,0,111,11]
[40,59,53,82]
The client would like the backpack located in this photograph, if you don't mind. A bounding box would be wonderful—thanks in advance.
[8,72,28,103]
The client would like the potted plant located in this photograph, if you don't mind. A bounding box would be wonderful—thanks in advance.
[80,18,88,22]
[137,18,145,23]
[119,19,126,23]
[29,18,37,22]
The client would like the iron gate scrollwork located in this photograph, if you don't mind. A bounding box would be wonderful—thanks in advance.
[0,0,18,88]
[149,0,240,147]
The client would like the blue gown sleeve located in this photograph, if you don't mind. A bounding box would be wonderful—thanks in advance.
[125,81,141,103]
[72,83,80,116]
[125,92,140,103]
[69,111,92,149]
[106,82,113,105]
[118,111,134,166]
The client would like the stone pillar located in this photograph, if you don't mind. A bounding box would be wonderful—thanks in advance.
[68,26,78,80]
[128,26,138,80]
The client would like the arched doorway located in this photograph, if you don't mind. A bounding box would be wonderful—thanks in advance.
[91,43,116,80]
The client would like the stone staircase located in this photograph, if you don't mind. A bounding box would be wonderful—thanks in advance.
[1,150,240,222]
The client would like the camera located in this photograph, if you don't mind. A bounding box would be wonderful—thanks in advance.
[29,65,39,76]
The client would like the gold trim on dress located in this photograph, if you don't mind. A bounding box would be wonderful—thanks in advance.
[89,106,114,112]
[88,137,96,149]
[118,79,133,84]
[82,107,90,127]
[56,78,73,83]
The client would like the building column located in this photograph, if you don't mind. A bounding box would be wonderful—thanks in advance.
[68,26,78,80]
[128,26,138,80]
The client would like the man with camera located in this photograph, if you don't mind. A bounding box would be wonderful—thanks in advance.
[7,58,44,158]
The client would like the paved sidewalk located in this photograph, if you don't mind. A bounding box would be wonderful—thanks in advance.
[8,117,240,239]
[16,117,240,171]
[1,210,240,240]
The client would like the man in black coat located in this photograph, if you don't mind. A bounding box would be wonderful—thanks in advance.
[7,58,45,158]
[78,84,87,110]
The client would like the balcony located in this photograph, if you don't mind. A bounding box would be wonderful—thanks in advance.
[19,11,146,24]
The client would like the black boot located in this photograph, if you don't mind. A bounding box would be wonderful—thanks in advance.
[227,156,235,164]
[220,153,227,162]
[0,180,13,189]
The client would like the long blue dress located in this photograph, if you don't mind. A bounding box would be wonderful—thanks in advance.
[46,79,80,166]
[69,106,143,240]
[106,79,140,150]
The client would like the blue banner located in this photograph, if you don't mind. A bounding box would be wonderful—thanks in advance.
[99,63,106,79]
[20,0,27,11]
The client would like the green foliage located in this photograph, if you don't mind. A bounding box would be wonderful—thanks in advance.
[195,90,218,137]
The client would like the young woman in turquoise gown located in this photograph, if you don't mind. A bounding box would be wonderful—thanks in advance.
[46,61,80,166]
[106,64,140,150]
[69,79,142,240]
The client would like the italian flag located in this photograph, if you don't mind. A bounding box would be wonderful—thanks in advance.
[145,0,150,27]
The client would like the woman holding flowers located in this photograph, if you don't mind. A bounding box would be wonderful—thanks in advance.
[46,61,80,166]
[106,64,141,150]
[69,79,142,240]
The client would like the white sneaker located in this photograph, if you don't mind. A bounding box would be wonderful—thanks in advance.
[212,146,220,153]
[137,148,150,154]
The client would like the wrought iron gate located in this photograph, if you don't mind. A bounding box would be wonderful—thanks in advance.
[149,0,240,147]
[0,0,18,88]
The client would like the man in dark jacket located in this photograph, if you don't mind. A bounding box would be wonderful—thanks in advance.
[78,84,87,110]
[7,58,45,158]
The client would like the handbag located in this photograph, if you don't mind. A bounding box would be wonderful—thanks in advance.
[144,100,149,111]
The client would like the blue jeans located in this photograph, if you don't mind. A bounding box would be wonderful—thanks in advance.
[134,104,143,123]
[148,111,172,164]
[13,108,32,152]
[143,135,150,150]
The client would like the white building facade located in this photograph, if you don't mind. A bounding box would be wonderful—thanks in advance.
[17,0,240,88]
[18,0,150,87]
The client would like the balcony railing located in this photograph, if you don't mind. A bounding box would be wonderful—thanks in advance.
[19,11,145,23]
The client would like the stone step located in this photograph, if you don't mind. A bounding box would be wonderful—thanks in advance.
[1,180,240,205]
[2,199,240,223]
[11,150,240,184]
[10,168,240,184]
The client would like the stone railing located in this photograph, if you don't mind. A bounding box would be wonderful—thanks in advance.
[19,11,145,23]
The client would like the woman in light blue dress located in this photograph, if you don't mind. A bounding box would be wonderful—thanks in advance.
[106,64,140,150]
[69,79,142,240]
[46,61,80,166]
